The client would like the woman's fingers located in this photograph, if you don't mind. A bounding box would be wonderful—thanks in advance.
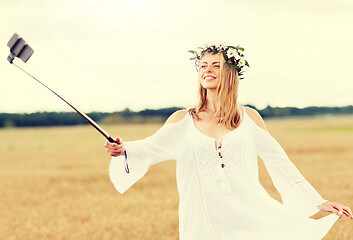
[329,202,353,218]
[104,137,125,157]
[331,203,344,216]
[343,206,353,219]
[105,140,123,149]
[105,141,118,148]
[107,144,122,151]
[329,206,341,216]
[319,201,353,218]
[106,148,124,157]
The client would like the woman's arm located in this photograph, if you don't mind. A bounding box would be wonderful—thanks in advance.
[105,109,188,194]
[246,107,352,218]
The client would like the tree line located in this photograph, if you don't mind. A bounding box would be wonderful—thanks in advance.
[0,105,352,128]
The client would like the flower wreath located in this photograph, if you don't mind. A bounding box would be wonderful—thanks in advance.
[188,43,250,80]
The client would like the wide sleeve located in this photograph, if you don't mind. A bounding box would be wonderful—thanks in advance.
[249,119,328,218]
[109,121,183,194]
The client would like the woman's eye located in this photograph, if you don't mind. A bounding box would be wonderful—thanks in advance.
[215,65,220,68]
[201,65,207,69]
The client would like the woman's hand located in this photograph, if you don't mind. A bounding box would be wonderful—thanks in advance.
[104,137,126,157]
[318,201,353,219]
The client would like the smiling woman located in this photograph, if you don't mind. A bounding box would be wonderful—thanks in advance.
[190,49,243,131]
[105,43,351,240]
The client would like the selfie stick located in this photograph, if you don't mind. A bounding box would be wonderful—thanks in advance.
[6,33,129,173]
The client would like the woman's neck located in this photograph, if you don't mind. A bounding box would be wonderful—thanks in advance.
[204,89,241,116]
[205,89,218,113]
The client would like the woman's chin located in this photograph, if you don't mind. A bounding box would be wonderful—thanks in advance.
[202,85,217,90]
[201,81,217,88]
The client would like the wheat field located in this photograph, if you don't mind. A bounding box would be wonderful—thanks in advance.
[0,114,352,240]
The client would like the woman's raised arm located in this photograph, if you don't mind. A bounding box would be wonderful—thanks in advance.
[106,109,188,194]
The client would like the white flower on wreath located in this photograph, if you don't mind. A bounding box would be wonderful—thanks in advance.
[238,57,246,67]
[227,49,240,60]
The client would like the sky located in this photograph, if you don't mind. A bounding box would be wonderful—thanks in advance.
[0,0,352,113]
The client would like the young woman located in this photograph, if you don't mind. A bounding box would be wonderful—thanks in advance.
[105,43,352,240]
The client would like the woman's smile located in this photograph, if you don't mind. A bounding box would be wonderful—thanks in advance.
[204,75,216,81]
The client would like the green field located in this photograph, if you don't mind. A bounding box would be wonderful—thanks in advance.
[1,115,352,239]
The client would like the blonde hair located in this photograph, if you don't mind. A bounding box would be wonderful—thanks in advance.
[189,51,242,129]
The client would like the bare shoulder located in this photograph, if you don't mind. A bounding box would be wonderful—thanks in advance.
[165,109,189,124]
[244,106,268,132]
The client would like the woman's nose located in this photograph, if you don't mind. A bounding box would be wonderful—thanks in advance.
[205,65,213,72]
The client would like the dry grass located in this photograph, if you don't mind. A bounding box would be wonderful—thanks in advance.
[0,114,352,239]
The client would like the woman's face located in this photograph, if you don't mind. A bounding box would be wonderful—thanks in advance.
[198,51,221,90]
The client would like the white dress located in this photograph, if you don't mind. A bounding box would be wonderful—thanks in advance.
[109,106,340,240]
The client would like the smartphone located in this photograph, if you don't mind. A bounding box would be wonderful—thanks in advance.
[7,33,34,63]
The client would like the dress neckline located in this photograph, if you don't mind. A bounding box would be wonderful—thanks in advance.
[190,105,246,142]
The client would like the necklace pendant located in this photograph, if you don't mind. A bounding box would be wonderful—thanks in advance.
[221,163,225,168]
